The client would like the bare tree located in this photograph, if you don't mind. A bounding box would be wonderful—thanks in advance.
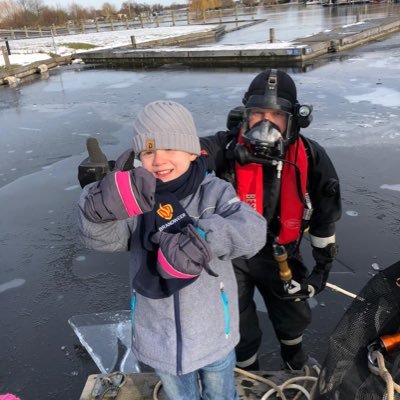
[17,0,42,14]
[0,0,21,27]
[39,5,68,25]
[101,2,116,18]
[68,2,88,22]
[220,0,234,7]
[121,1,135,17]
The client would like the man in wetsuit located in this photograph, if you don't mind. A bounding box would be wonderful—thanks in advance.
[200,69,342,370]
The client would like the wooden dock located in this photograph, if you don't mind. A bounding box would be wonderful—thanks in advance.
[75,16,400,68]
[0,55,71,86]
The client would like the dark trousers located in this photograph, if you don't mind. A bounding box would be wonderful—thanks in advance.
[233,247,312,364]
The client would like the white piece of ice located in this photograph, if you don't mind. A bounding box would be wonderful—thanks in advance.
[68,310,140,374]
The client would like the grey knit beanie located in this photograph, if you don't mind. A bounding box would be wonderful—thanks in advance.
[132,100,201,156]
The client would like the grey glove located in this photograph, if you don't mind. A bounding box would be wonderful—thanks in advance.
[114,149,135,171]
[152,225,213,280]
[83,167,156,222]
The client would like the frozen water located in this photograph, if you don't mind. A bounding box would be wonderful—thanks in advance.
[164,91,189,99]
[345,87,400,108]
[68,310,140,374]
[346,210,359,217]
[0,278,26,294]
[64,185,80,191]
[380,184,400,192]
[371,263,381,271]
[17,127,41,131]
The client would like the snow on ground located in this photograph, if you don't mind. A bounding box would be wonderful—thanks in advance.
[0,24,297,67]
[0,25,220,67]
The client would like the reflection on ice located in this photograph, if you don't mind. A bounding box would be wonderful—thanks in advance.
[0,278,26,294]
[164,91,188,99]
[345,87,400,107]
[68,310,140,374]
[380,184,400,192]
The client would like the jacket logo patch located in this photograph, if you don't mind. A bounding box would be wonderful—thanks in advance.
[157,204,173,220]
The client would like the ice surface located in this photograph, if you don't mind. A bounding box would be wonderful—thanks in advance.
[0,278,26,294]
[68,310,140,374]
[380,184,400,192]
[345,210,359,217]
[345,87,400,108]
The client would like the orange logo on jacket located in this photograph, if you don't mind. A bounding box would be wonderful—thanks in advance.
[157,204,173,220]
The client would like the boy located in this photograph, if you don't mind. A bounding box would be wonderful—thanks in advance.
[77,100,266,400]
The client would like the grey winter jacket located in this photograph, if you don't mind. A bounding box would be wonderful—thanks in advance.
[78,172,266,375]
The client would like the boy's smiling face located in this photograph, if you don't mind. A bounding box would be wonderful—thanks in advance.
[140,149,197,182]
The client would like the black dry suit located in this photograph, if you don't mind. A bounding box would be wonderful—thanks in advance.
[200,125,342,368]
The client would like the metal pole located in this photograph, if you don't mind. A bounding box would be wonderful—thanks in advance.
[5,38,11,55]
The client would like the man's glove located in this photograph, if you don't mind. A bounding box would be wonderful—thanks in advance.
[307,267,329,295]
[78,138,111,188]
[151,225,215,280]
[82,167,156,222]
[307,243,338,296]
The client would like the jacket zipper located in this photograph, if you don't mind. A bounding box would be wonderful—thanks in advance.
[220,282,230,337]
[131,290,136,340]
[174,292,183,375]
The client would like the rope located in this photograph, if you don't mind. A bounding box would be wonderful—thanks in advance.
[151,366,319,399]
[96,371,126,400]
[368,350,400,400]
[326,282,358,299]
[152,380,162,400]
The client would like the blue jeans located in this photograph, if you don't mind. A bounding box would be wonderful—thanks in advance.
[155,350,239,400]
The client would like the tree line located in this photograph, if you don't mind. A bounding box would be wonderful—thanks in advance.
[0,0,190,29]
[0,0,274,29]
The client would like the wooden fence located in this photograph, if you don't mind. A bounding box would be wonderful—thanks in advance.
[0,6,259,40]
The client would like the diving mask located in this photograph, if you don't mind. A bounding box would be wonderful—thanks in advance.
[242,120,285,158]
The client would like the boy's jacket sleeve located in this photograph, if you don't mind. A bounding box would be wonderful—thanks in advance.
[77,182,136,252]
[195,178,267,261]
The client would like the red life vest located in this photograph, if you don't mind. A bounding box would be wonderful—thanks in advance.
[235,130,308,245]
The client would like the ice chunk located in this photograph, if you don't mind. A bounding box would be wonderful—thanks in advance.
[371,263,381,271]
[68,310,140,374]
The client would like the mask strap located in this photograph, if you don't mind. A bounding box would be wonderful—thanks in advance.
[265,69,278,101]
